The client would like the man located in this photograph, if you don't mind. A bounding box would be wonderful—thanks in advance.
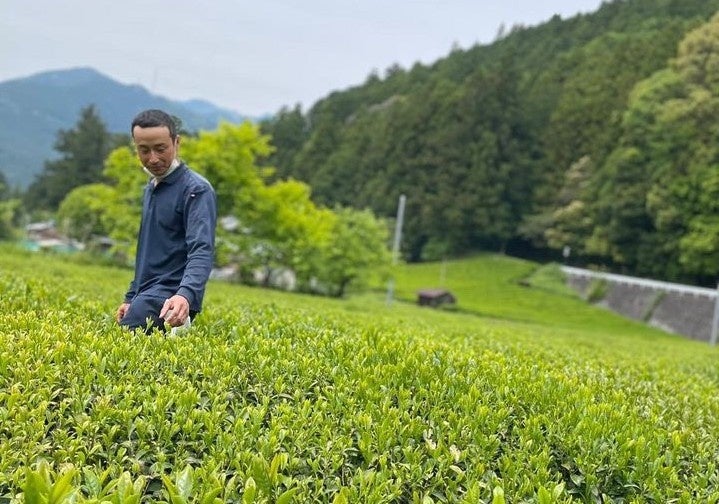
[116,109,217,332]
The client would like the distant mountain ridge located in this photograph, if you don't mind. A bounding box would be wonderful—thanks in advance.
[0,67,255,188]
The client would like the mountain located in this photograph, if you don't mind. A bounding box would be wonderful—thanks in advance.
[0,67,254,188]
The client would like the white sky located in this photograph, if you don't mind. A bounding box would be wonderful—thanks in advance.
[2,1,605,117]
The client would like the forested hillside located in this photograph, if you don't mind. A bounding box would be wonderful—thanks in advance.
[261,0,719,285]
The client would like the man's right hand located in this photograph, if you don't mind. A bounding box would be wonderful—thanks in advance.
[116,302,131,324]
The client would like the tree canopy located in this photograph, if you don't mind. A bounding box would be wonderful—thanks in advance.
[58,122,390,297]
[24,105,128,212]
[260,0,719,285]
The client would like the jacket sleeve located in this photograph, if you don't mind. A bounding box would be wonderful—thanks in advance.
[176,182,217,309]
[123,185,149,304]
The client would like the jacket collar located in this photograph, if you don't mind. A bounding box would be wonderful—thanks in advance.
[145,160,185,187]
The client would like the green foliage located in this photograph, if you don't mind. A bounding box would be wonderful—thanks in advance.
[57,183,117,243]
[588,12,719,281]
[0,198,20,240]
[315,206,391,297]
[0,169,21,241]
[1,250,719,503]
[249,178,336,288]
[521,263,578,298]
[55,122,390,297]
[544,22,690,173]
[261,104,309,180]
[180,121,387,296]
[586,278,609,304]
[96,146,146,261]
[23,105,128,212]
[182,121,274,218]
[530,156,594,254]
[258,1,719,283]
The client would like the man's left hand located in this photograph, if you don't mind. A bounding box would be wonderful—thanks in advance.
[160,295,190,327]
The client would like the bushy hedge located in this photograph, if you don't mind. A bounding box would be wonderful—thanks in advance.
[1,252,718,503]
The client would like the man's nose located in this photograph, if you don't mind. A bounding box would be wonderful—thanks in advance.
[149,151,160,162]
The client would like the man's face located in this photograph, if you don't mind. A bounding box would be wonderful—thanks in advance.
[132,125,179,177]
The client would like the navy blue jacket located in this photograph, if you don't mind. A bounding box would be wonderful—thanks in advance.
[124,163,217,312]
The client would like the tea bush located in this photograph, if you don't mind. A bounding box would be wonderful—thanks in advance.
[1,249,718,503]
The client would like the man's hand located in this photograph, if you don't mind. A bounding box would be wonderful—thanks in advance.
[116,302,130,324]
[160,295,190,327]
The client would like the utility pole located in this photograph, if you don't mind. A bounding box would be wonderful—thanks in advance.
[711,280,719,345]
[386,194,406,306]
[391,194,406,265]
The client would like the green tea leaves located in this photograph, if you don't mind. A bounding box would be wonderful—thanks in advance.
[3,250,719,502]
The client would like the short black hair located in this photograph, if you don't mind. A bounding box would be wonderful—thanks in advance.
[131,109,178,139]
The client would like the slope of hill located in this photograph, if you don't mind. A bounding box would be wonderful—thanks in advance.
[261,0,719,284]
[1,247,717,501]
[0,67,251,188]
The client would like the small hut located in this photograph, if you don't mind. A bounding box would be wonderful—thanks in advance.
[417,288,457,308]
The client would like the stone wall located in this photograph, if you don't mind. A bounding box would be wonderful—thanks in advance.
[562,266,717,342]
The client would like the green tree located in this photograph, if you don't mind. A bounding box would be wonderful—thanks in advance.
[0,171,20,240]
[257,0,719,271]
[251,179,335,289]
[182,121,274,216]
[87,147,147,261]
[180,121,276,269]
[184,122,389,294]
[545,23,690,176]
[534,155,595,255]
[434,60,537,255]
[57,183,117,244]
[260,104,308,180]
[24,105,128,211]
[0,171,8,200]
[588,146,657,271]
[655,13,719,279]
[317,206,391,297]
[0,199,20,240]
[588,12,719,280]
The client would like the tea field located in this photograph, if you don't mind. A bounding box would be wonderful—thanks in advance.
[1,246,718,503]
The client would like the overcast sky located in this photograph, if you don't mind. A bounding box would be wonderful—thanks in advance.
[2,1,606,117]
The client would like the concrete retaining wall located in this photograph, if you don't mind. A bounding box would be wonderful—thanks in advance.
[562,266,716,342]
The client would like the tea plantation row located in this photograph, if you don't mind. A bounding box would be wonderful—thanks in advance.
[1,249,718,503]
